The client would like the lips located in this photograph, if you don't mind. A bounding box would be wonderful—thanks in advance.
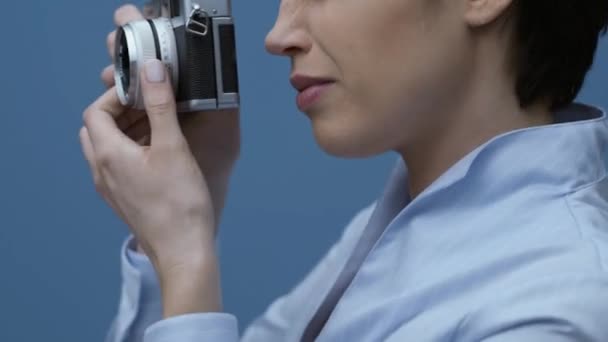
[290,74,335,92]
[290,74,336,111]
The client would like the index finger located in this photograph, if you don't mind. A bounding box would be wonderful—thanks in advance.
[114,4,144,27]
[83,89,135,153]
[88,87,127,120]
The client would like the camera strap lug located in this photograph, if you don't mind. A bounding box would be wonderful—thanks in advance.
[186,4,210,37]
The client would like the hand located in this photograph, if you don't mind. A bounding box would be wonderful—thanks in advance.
[102,4,241,235]
[81,59,222,315]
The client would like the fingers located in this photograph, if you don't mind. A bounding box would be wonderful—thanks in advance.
[103,4,148,138]
[80,125,135,228]
[108,5,145,60]
[120,109,147,132]
[115,110,138,133]
[101,65,115,88]
[79,127,101,185]
[106,31,117,61]
[83,88,138,155]
[80,128,132,226]
[90,87,126,120]
[137,135,151,146]
[114,4,144,27]
[99,66,149,133]
[140,59,184,148]
[124,115,151,143]
[97,64,147,135]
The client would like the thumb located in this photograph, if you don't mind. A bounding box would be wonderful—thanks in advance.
[141,59,183,147]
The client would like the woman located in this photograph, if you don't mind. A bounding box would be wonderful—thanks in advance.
[81,0,608,341]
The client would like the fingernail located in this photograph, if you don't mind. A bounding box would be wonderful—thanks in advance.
[145,59,165,83]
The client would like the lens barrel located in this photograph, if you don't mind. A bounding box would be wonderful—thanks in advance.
[114,18,179,109]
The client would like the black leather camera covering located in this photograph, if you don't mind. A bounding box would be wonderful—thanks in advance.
[174,24,218,102]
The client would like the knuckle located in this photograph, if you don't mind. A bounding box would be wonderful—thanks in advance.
[147,99,174,114]
[113,7,123,23]
[172,137,192,156]
[83,106,94,125]
[155,134,187,152]
[123,3,139,12]
[144,88,175,111]
[115,4,139,23]
[79,126,87,139]
[96,147,115,169]
[93,174,103,189]
[94,179,107,195]
[172,136,189,151]
[102,66,115,87]
[91,171,106,193]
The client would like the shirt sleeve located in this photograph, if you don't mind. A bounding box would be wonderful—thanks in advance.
[454,274,608,342]
[105,237,158,342]
[105,237,240,342]
[106,203,376,342]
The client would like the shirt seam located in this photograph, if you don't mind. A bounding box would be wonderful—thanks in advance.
[563,182,607,273]
[451,312,472,342]
[450,272,608,341]
[453,173,608,340]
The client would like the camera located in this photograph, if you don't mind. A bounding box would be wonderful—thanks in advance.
[114,0,239,112]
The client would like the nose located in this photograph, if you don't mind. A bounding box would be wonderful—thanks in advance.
[264,3,312,57]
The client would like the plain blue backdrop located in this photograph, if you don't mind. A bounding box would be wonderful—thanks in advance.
[0,1,606,341]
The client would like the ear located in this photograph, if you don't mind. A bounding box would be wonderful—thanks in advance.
[464,0,514,27]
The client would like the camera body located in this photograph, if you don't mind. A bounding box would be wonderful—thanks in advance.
[114,0,239,112]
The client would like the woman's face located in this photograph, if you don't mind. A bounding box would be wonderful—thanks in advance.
[265,0,476,157]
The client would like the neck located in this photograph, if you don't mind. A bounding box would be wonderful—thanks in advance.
[397,75,553,200]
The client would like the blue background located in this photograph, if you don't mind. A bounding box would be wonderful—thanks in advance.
[0,1,606,341]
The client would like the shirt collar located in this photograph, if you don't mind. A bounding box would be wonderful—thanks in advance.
[379,103,608,218]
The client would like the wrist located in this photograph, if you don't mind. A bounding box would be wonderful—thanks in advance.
[205,171,233,233]
[157,252,222,318]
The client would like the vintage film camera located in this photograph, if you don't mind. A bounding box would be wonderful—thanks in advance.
[114,0,239,112]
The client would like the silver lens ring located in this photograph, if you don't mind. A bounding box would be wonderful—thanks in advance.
[114,18,179,110]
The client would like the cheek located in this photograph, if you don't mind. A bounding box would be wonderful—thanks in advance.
[343,16,470,133]
[308,86,403,158]
[307,43,420,157]
[308,2,469,156]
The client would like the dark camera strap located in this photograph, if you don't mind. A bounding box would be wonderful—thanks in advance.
[300,172,409,342]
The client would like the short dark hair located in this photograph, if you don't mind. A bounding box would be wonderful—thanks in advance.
[513,1,608,110]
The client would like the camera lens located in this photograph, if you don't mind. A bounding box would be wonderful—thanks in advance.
[113,18,179,109]
[117,28,130,93]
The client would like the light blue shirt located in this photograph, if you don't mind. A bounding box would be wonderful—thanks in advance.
[106,103,608,342]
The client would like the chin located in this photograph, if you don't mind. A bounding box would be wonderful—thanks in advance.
[310,116,386,159]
